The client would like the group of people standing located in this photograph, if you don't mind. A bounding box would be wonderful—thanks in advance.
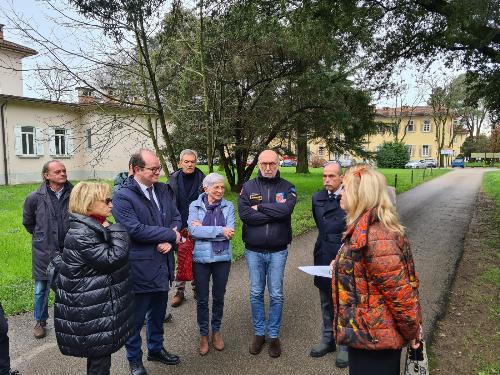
[0,147,422,375]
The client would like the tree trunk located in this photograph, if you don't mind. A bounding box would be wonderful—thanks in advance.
[295,120,309,173]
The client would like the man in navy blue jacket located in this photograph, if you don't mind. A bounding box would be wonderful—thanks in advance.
[112,149,181,375]
[238,150,297,359]
[310,161,348,368]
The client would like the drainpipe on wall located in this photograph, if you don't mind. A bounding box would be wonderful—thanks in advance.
[0,100,9,185]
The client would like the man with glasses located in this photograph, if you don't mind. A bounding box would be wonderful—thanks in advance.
[166,149,206,307]
[22,160,73,339]
[310,161,348,368]
[112,149,182,375]
[238,149,297,358]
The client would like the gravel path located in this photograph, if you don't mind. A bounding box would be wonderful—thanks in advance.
[6,168,493,375]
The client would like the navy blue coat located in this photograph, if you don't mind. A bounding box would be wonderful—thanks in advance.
[312,189,346,292]
[238,171,297,252]
[112,177,181,293]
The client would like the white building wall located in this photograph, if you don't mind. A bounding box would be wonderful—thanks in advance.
[2,100,167,185]
[0,49,24,96]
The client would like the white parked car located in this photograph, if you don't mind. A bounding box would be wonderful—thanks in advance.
[405,160,427,169]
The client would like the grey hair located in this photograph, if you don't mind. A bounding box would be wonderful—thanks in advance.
[203,173,225,188]
[41,160,61,180]
[179,149,198,161]
[324,161,342,173]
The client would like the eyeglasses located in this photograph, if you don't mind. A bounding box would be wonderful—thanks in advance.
[142,165,162,174]
[102,198,112,205]
[260,162,277,168]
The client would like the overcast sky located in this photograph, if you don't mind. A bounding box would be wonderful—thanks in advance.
[1,0,463,107]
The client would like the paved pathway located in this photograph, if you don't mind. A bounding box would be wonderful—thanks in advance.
[6,168,493,374]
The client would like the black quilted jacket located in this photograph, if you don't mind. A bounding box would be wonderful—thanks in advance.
[54,213,134,358]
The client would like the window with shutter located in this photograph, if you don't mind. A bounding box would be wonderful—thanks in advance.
[35,127,44,156]
[422,145,430,156]
[422,120,431,132]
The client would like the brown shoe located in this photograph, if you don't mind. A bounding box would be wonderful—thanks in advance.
[212,331,225,351]
[268,338,281,358]
[33,321,47,339]
[249,335,265,355]
[199,336,209,356]
[171,291,185,308]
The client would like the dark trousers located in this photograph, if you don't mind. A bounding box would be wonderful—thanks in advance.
[0,303,10,375]
[86,355,111,375]
[125,292,168,362]
[318,288,334,344]
[348,347,402,375]
[193,261,231,336]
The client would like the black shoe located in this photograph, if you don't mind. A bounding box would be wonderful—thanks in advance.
[147,348,180,365]
[164,312,172,323]
[310,342,336,357]
[129,361,147,375]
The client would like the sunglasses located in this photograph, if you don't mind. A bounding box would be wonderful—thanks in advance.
[103,198,112,205]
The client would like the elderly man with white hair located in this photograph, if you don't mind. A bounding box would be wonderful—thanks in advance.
[188,173,235,356]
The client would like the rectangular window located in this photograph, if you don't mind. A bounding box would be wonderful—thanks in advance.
[422,145,430,156]
[406,145,413,156]
[318,146,325,157]
[54,129,66,155]
[21,126,35,155]
[86,128,92,149]
[422,120,431,132]
[406,120,415,132]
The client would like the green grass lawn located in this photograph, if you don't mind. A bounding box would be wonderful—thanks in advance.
[0,167,449,315]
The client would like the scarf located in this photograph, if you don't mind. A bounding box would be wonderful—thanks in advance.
[89,214,107,225]
[202,194,228,254]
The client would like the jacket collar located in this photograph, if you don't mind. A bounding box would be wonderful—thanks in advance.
[36,180,72,197]
[69,212,109,241]
[343,209,376,250]
[257,170,281,184]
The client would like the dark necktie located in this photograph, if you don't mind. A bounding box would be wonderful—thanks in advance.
[146,186,160,212]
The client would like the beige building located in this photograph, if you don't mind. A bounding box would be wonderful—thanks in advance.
[0,25,157,185]
[308,106,468,165]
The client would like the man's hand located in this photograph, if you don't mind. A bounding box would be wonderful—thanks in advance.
[174,230,181,244]
[102,221,110,228]
[251,205,258,211]
[191,220,202,227]
[223,227,235,239]
[156,242,172,254]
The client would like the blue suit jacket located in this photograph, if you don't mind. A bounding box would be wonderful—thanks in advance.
[112,176,181,293]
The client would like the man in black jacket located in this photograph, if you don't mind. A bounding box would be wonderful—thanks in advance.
[167,149,205,307]
[22,160,72,339]
[238,150,297,358]
[310,161,348,368]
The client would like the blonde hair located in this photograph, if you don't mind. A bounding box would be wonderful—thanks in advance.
[69,181,111,215]
[343,164,404,235]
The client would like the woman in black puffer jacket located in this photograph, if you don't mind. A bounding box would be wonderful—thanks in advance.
[54,182,134,375]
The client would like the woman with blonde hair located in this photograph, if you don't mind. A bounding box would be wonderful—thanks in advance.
[331,164,422,375]
[54,182,134,375]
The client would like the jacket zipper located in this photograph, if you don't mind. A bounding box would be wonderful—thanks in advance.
[265,186,270,239]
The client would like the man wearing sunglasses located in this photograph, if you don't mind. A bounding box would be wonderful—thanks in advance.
[112,149,182,375]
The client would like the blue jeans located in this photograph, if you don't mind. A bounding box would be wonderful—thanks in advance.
[245,248,288,338]
[193,261,231,336]
[34,280,49,322]
[125,292,169,362]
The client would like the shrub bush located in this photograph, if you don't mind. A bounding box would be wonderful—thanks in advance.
[376,141,410,168]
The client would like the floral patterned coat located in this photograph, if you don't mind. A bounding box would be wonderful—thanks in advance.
[332,209,422,350]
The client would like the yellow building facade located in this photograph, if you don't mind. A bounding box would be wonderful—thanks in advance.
[308,106,468,166]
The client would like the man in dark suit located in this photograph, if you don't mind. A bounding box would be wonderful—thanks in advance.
[112,149,181,375]
[310,161,348,368]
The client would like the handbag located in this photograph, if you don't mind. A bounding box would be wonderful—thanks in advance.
[404,339,429,375]
[176,229,194,281]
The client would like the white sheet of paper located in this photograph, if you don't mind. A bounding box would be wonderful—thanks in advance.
[298,266,332,279]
